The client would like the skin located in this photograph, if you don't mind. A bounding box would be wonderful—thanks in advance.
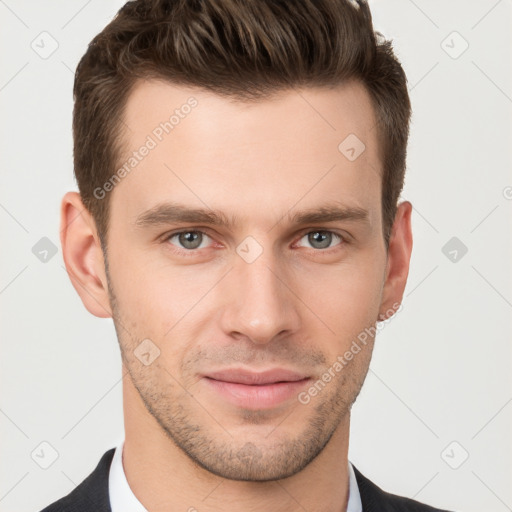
[60,79,412,512]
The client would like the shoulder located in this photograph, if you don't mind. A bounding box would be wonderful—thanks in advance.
[38,448,116,512]
[352,465,453,512]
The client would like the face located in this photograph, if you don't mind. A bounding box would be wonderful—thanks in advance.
[64,79,411,482]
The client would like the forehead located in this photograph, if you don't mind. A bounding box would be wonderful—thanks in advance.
[111,79,382,229]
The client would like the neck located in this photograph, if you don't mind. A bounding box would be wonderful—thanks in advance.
[122,372,351,512]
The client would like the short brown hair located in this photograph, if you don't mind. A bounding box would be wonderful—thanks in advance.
[73,0,411,250]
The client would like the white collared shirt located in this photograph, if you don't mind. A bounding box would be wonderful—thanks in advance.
[109,439,362,512]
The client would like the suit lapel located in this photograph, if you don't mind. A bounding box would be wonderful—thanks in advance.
[352,464,396,512]
[40,448,115,512]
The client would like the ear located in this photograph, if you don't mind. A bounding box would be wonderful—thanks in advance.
[378,200,413,321]
[60,191,112,318]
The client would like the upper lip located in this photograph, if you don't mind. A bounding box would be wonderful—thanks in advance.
[203,368,310,385]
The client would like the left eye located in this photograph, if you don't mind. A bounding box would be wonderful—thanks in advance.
[297,231,343,250]
[167,231,212,250]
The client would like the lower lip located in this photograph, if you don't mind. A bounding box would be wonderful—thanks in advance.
[203,377,311,410]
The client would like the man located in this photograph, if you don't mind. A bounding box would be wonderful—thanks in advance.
[41,0,452,510]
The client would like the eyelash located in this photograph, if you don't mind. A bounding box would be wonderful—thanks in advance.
[162,228,348,255]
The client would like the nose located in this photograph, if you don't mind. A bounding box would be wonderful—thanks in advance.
[219,245,301,346]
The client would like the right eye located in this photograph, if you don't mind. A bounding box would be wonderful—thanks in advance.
[166,230,213,251]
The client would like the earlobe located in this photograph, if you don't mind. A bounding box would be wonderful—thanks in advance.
[378,200,413,322]
[60,191,113,319]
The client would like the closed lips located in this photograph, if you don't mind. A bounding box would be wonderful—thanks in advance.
[203,369,310,385]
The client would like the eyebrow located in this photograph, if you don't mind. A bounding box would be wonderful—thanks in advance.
[134,202,369,230]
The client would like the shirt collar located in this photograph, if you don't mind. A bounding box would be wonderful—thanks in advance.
[108,439,147,512]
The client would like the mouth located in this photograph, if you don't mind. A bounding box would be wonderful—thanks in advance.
[201,368,311,410]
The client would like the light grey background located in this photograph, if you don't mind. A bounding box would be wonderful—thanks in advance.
[1,1,511,511]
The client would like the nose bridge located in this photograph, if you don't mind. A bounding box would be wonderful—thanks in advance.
[221,240,300,344]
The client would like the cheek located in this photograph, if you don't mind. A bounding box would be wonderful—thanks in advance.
[108,243,183,310]
[292,257,384,340]
[111,253,222,344]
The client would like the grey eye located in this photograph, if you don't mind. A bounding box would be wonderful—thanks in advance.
[300,231,342,250]
[172,231,206,250]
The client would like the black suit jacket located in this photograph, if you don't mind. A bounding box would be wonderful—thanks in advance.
[39,448,452,512]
